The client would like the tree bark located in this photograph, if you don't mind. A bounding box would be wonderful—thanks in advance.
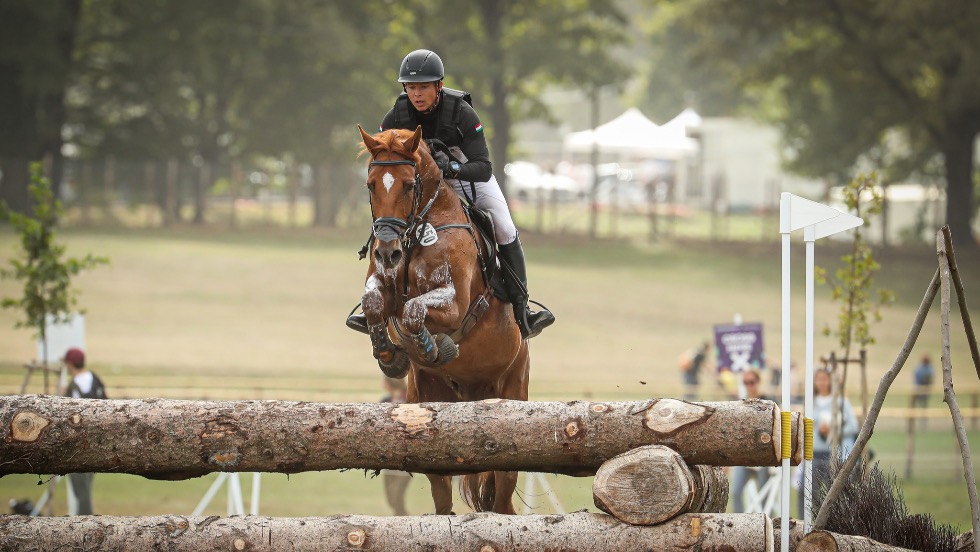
[1,396,801,479]
[798,530,918,551]
[592,445,728,525]
[0,512,775,552]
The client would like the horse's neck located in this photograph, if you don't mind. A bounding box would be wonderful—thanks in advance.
[428,179,465,225]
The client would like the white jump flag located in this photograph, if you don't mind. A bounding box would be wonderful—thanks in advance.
[779,193,861,552]
[803,210,863,533]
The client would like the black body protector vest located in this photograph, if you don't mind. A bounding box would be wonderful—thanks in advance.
[391,87,473,147]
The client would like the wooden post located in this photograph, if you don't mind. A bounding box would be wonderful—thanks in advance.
[80,161,92,225]
[164,158,177,227]
[143,161,156,227]
[229,161,241,229]
[102,156,116,220]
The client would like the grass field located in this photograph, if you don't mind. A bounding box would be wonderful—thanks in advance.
[1,221,978,531]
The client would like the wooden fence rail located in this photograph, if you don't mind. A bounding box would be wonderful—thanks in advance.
[1,396,801,479]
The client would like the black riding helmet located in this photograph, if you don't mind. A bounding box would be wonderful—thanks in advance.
[398,49,444,83]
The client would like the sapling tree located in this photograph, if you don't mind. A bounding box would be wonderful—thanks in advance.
[816,172,894,443]
[0,162,108,393]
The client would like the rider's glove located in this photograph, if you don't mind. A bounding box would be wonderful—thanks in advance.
[432,150,452,176]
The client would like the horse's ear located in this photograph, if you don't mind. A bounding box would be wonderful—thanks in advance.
[401,125,423,155]
[359,125,382,152]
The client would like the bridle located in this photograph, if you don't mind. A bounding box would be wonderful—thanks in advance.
[368,157,441,249]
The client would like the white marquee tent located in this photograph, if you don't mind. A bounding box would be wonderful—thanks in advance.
[563,107,700,160]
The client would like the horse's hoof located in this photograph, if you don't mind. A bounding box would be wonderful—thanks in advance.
[433,333,459,366]
[379,351,410,379]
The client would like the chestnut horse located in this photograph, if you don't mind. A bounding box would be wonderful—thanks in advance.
[356,125,529,515]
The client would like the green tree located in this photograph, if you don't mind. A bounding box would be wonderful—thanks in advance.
[0,1,83,214]
[1,163,108,390]
[646,0,980,250]
[69,0,392,225]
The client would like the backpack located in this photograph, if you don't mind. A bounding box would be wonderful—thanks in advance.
[68,372,108,399]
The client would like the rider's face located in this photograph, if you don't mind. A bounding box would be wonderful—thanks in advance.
[405,81,439,112]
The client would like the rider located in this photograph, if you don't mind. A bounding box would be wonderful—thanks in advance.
[348,48,554,339]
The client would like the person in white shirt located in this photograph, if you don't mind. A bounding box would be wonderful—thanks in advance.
[62,348,106,514]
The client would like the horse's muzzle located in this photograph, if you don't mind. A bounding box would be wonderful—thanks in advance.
[374,238,404,270]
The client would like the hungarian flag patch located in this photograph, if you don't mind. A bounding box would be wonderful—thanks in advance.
[474,123,483,133]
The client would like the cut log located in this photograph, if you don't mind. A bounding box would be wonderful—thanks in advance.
[0,395,801,479]
[798,530,919,551]
[772,517,806,551]
[0,512,775,552]
[592,444,728,525]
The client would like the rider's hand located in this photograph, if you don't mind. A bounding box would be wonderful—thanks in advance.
[432,150,451,175]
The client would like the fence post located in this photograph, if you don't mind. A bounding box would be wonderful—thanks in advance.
[164,158,177,227]
[143,161,156,227]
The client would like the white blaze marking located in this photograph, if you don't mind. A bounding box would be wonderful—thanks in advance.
[383,172,395,193]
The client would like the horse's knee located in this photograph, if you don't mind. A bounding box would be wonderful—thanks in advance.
[362,289,384,321]
[402,299,427,334]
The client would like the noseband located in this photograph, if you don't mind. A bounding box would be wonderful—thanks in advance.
[369,157,440,248]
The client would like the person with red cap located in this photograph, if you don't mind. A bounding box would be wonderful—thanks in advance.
[62,347,106,514]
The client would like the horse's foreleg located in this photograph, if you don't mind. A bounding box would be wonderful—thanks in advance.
[492,471,518,514]
[363,279,409,378]
[425,474,454,515]
[401,286,460,366]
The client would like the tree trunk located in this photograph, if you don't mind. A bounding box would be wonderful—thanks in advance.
[0,512,775,552]
[798,530,918,551]
[0,396,801,479]
[941,127,978,252]
[477,0,511,199]
[593,444,728,525]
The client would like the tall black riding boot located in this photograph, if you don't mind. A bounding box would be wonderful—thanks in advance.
[498,237,555,339]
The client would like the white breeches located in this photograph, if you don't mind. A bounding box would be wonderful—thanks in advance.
[447,174,518,245]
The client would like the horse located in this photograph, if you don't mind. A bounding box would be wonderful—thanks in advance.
[356,125,530,515]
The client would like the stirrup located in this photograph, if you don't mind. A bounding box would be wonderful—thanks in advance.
[526,307,556,339]
[346,304,369,335]
[513,299,555,339]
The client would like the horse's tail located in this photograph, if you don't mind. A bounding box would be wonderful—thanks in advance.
[460,472,496,512]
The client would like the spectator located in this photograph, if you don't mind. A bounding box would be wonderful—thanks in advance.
[799,366,859,519]
[911,354,934,409]
[61,348,106,515]
[730,369,774,513]
[679,341,710,400]
[380,377,411,515]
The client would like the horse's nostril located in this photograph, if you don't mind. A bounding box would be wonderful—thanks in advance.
[390,250,403,265]
[374,250,383,265]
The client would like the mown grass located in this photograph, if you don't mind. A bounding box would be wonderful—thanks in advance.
[1,221,978,530]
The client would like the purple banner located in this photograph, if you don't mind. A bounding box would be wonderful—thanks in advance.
[713,322,765,373]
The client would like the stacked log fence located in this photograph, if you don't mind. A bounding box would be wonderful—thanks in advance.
[2,395,806,551]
